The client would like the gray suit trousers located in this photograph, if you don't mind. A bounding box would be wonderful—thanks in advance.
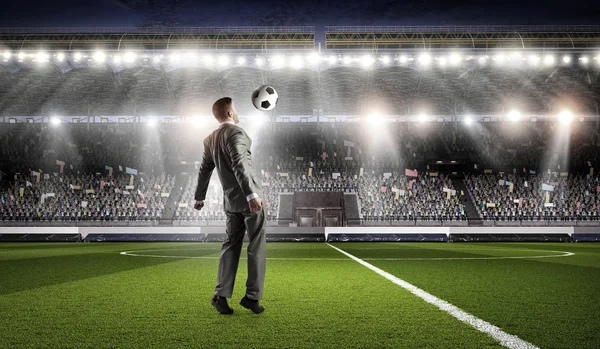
[214,206,266,300]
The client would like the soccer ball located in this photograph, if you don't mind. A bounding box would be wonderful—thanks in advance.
[251,85,278,111]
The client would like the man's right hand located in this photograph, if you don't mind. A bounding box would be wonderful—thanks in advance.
[248,197,262,213]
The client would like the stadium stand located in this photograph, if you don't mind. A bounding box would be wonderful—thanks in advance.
[465,173,600,221]
[0,173,174,222]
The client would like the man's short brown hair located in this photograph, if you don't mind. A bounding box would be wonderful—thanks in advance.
[212,97,233,122]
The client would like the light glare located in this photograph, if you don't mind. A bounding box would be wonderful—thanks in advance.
[418,53,431,66]
[367,113,383,125]
[361,55,374,68]
[507,110,521,123]
[557,110,574,124]
[449,53,461,65]
[290,55,303,69]
[218,56,229,67]
[543,55,555,66]
[580,56,589,65]
[93,51,106,63]
[124,52,136,63]
[271,55,284,68]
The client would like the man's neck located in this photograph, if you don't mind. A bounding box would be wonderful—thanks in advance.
[220,120,236,125]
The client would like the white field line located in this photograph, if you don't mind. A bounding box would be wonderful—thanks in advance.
[326,243,541,349]
[119,248,573,261]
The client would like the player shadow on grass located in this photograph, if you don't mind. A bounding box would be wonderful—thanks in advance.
[0,248,218,296]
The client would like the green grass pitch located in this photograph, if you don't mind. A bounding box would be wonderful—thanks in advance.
[0,242,599,348]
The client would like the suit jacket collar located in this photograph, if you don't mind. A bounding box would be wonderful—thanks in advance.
[219,120,237,127]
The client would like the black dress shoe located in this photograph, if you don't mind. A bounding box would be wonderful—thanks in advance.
[211,296,234,315]
[240,296,264,314]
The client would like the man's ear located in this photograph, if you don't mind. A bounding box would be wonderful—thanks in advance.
[227,110,234,119]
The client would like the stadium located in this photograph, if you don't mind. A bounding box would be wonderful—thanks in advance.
[1,26,600,348]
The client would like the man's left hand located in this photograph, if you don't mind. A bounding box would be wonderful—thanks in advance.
[194,201,204,211]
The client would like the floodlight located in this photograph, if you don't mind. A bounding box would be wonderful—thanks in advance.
[56,52,65,62]
[307,52,320,65]
[399,55,408,64]
[478,56,487,65]
[203,54,213,66]
[255,57,264,67]
[252,113,267,125]
[113,55,121,64]
[557,110,574,124]
[36,51,49,62]
[17,52,25,60]
[464,116,473,126]
[3,51,10,59]
[580,56,589,65]
[237,56,246,65]
[93,51,106,63]
[50,117,61,125]
[191,116,205,128]
[328,55,337,65]
[528,54,540,66]
[361,55,374,68]
[147,119,157,127]
[124,52,136,63]
[449,53,461,65]
[271,55,284,68]
[494,53,506,64]
[418,53,431,66]
[153,55,161,63]
[381,55,390,65]
[418,113,428,122]
[508,51,522,63]
[343,56,352,65]
[218,55,230,67]
[73,52,81,61]
[562,55,571,64]
[291,55,304,69]
[507,110,521,123]
[543,55,555,66]
[367,113,383,125]
[169,53,180,63]
[438,57,448,67]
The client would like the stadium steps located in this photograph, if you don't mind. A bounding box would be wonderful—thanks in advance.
[453,179,482,225]
[435,132,451,160]
[159,174,190,225]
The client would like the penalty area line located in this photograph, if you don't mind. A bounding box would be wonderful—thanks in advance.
[326,243,540,349]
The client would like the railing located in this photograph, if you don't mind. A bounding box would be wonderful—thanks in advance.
[0,27,315,34]
[326,25,600,33]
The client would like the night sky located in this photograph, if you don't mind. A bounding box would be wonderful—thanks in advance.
[0,0,599,28]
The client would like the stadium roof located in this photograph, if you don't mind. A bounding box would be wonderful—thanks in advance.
[0,27,599,117]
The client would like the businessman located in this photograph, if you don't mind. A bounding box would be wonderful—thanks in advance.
[194,97,266,315]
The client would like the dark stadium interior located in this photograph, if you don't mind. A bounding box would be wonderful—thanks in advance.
[1,24,600,349]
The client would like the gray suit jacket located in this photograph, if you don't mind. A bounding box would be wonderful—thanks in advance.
[194,123,263,213]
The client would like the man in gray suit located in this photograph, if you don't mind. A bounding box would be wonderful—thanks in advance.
[194,97,266,315]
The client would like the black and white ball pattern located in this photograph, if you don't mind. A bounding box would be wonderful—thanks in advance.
[251,85,278,111]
